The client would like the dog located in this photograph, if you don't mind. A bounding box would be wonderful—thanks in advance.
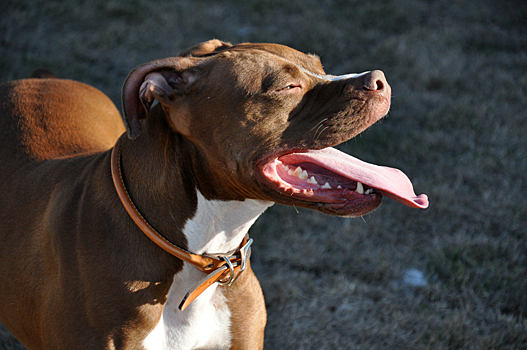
[0,39,428,350]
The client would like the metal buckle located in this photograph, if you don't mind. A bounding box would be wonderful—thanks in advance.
[217,256,235,286]
[239,238,253,273]
[217,238,253,286]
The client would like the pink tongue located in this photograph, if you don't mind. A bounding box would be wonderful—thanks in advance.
[279,148,429,209]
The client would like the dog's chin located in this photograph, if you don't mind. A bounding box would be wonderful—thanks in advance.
[309,196,383,217]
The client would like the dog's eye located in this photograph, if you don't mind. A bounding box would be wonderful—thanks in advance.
[279,84,302,92]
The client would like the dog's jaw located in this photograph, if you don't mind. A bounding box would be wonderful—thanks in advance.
[258,152,382,217]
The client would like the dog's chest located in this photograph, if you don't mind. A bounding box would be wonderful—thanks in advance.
[142,264,231,350]
[143,192,272,350]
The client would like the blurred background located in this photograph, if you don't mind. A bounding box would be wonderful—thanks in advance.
[1,0,526,348]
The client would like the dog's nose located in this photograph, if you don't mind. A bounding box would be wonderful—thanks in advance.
[363,70,387,92]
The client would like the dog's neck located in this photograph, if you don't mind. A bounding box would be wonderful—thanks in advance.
[185,191,272,254]
[118,107,272,257]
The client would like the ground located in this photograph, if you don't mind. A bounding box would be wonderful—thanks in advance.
[1,0,526,349]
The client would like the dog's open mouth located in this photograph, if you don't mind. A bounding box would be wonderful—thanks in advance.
[259,147,428,216]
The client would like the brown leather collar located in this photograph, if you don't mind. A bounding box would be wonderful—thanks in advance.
[111,134,252,310]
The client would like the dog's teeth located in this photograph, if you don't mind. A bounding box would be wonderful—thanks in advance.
[307,176,318,185]
[322,182,332,189]
[281,164,290,172]
[288,169,294,176]
[292,166,302,177]
[356,182,364,194]
[365,188,373,195]
[337,185,342,189]
[293,166,308,179]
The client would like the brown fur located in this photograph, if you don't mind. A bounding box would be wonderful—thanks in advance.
[0,40,390,349]
[0,78,124,161]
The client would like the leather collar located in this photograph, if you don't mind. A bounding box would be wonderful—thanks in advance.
[111,134,252,310]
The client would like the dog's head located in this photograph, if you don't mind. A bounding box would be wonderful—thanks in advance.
[122,39,428,217]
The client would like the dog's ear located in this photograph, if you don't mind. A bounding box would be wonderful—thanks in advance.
[121,57,198,139]
[122,40,232,139]
[178,39,232,58]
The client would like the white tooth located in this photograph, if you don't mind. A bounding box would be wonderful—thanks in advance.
[288,169,294,176]
[307,176,318,184]
[356,182,364,194]
[337,185,342,189]
[293,166,304,178]
[365,189,373,195]
[300,170,308,179]
[281,164,290,172]
[322,182,332,189]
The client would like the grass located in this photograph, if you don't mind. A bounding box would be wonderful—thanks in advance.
[1,0,526,348]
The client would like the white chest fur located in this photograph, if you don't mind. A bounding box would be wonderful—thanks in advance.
[143,191,272,350]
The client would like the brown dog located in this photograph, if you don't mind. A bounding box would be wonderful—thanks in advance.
[0,40,427,350]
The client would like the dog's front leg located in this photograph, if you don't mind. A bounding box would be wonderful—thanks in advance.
[224,262,266,350]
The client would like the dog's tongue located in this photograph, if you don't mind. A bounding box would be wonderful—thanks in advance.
[280,148,429,209]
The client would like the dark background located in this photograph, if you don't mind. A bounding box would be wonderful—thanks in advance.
[1,0,526,348]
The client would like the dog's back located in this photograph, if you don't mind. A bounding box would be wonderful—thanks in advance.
[0,77,124,167]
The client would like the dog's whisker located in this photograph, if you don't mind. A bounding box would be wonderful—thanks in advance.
[308,118,328,134]
[314,126,329,143]
[313,123,327,142]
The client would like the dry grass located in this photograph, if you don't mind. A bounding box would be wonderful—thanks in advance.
[1,0,526,348]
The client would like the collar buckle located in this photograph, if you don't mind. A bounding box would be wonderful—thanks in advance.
[217,237,253,286]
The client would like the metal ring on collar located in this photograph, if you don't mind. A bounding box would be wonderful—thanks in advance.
[217,256,236,286]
